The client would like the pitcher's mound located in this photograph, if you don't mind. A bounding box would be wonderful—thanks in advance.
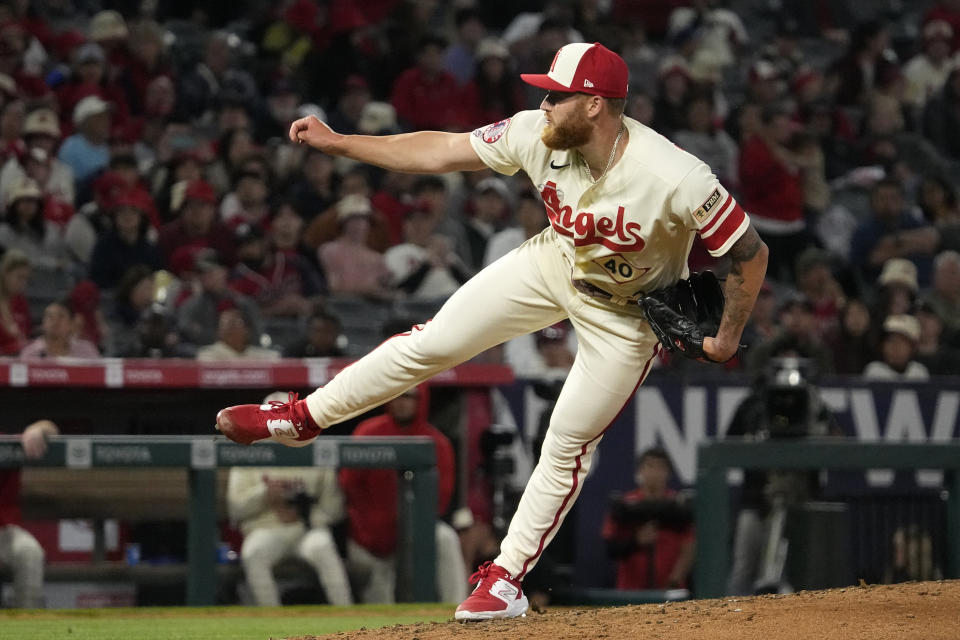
[293,580,959,640]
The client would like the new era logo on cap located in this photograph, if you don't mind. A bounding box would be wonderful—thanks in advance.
[521,42,628,99]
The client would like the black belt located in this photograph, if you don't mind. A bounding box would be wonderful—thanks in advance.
[572,279,644,305]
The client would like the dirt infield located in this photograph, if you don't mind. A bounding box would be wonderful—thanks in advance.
[294,580,960,640]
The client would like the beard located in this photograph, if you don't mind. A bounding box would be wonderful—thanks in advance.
[541,108,592,150]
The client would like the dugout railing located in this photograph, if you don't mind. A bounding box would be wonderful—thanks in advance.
[694,439,960,598]
[0,435,438,605]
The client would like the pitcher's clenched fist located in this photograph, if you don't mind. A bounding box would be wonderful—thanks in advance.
[288,115,342,152]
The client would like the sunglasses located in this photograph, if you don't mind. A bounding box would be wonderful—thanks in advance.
[544,90,581,105]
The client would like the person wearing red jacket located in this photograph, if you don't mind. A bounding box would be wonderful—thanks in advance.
[339,386,467,603]
[738,104,809,282]
[390,36,464,132]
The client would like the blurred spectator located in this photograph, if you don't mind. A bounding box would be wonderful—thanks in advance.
[825,299,876,375]
[0,248,30,355]
[19,300,100,359]
[0,178,68,270]
[284,309,344,358]
[326,75,372,137]
[87,10,131,82]
[411,175,471,263]
[105,264,156,356]
[483,188,548,267]
[506,321,576,380]
[927,250,960,333]
[652,57,693,138]
[794,248,846,337]
[857,93,947,180]
[924,0,960,51]
[69,280,109,351]
[318,195,392,299]
[863,314,930,380]
[738,105,808,282]
[915,300,960,374]
[20,148,76,226]
[118,20,172,118]
[63,170,131,265]
[461,38,524,126]
[903,21,956,113]
[602,447,694,590]
[0,419,58,608]
[0,97,23,163]
[740,281,777,350]
[58,95,111,187]
[231,208,325,318]
[178,249,262,348]
[220,163,271,230]
[390,35,463,131]
[369,169,417,246]
[0,108,74,207]
[445,8,488,86]
[158,179,236,268]
[672,93,739,188]
[89,188,163,290]
[923,68,960,160]
[177,31,257,125]
[196,308,279,361]
[667,0,748,78]
[285,148,337,222]
[875,258,919,319]
[303,165,391,253]
[828,20,896,107]
[340,386,467,603]
[917,174,960,252]
[849,179,940,287]
[385,207,470,301]
[465,177,512,270]
[228,397,353,606]
[206,128,255,197]
[56,40,129,129]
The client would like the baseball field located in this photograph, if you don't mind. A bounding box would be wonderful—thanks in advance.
[2,580,957,640]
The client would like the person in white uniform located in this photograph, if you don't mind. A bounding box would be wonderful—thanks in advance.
[216,42,768,620]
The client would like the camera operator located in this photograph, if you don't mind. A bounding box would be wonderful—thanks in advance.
[601,447,695,591]
[725,356,840,596]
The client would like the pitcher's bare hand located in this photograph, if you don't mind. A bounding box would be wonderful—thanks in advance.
[288,116,342,153]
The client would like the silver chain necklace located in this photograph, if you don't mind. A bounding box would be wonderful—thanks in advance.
[582,122,625,184]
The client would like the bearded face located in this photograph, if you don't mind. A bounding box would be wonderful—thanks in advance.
[541,96,593,150]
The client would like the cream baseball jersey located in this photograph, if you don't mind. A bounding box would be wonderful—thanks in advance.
[469,110,750,300]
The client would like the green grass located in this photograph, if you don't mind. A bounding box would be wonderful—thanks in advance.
[0,604,452,640]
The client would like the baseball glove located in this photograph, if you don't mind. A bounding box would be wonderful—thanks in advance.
[638,271,726,362]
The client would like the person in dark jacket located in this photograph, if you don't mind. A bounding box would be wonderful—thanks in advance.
[89,188,163,289]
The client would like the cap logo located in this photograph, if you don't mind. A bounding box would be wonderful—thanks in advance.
[583,79,594,88]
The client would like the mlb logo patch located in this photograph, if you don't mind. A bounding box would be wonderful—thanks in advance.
[477,118,511,143]
[693,189,722,223]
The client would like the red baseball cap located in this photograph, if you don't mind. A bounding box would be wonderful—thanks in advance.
[521,42,628,99]
[184,180,216,205]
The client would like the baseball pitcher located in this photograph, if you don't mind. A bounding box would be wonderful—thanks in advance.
[216,42,768,620]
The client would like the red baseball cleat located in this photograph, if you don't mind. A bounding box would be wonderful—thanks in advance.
[216,392,320,447]
[455,561,528,621]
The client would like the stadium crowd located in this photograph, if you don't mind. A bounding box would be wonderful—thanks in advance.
[2,0,960,607]
[0,0,958,378]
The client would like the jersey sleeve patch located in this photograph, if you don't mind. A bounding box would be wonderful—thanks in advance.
[692,188,722,223]
[473,118,511,144]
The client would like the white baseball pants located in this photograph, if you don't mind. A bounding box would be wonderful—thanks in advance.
[240,523,353,606]
[0,524,45,608]
[306,229,659,579]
